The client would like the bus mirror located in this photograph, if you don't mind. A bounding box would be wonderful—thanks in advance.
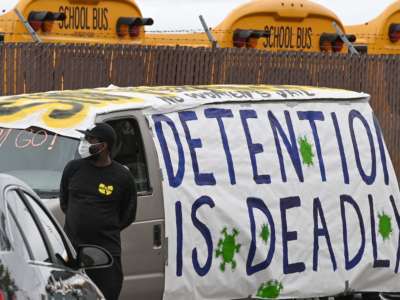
[389,23,400,43]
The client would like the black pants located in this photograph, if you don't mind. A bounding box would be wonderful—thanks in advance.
[86,256,123,300]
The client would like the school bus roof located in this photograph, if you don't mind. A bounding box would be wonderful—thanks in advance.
[346,1,400,43]
[0,85,369,138]
[214,0,344,31]
[0,0,145,44]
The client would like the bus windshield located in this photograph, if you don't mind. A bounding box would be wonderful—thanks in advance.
[0,127,79,198]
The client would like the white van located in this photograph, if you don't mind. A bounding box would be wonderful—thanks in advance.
[0,85,399,300]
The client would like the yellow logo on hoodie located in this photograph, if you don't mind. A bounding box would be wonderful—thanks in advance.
[98,183,114,196]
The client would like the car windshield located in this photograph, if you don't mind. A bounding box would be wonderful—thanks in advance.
[0,127,79,198]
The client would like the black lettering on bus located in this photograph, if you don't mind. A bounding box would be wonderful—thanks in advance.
[85,7,90,30]
[263,25,297,49]
[279,27,285,48]
[72,7,78,29]
[103,8,109,30]
[59,6,64,29]
[80,7,84,29]
[264,25,272,48]
[284,27,293,48]
[301,27,307,48]
[289,27,294,48]
[93,8,98,30]
[93,8,109,31]
[283,27,288,48]
[306,28,312,49]
[296,27,302,48]
[273,26,278,48]
[295,27,313,49]
[69,6,74,30]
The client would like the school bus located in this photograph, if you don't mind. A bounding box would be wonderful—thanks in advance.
[145,0,356,53]
[0,0,153,44]
[346,1,400,54]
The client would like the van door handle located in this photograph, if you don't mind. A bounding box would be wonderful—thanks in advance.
[153,224,162,249]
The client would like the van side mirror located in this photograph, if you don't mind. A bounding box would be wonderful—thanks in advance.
[76,245,113,270]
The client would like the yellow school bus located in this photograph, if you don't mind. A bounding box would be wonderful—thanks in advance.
[0,0,153,44]
[346,1,400,54]
[145,0,356,53]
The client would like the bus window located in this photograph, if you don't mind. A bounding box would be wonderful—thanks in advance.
[0,0,153,44]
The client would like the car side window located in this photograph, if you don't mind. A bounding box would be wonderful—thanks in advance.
[7,208,31,260]
[6,190,50,262]
[109,118,151,193]
[0,209,11,252]
[23,193,68,262]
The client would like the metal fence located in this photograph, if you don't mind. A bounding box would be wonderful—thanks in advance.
[0,43,399,179]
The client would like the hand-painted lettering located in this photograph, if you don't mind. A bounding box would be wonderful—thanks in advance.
[341,194,366,270]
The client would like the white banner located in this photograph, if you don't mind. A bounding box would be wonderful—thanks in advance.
[0,85,366,138]
[148,100,400,299]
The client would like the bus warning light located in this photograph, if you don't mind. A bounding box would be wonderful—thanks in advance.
[319,33,356,53]
[28,11,66,33]
[389,23,400,43]
[233,29,270,48]
[116,17,153,38]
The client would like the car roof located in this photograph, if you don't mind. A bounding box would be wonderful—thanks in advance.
[0,84,369,139]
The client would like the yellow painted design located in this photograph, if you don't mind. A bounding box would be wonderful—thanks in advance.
[0,90,143,128]
[0,85,361,131]
[98,183,114,196]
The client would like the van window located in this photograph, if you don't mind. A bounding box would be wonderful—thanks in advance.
[108,119,150,193]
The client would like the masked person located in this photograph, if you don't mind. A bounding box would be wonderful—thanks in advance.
[59,123,137,300]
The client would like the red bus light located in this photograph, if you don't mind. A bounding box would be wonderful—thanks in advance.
[116,17,154,39]
[319,33,356,53]
[129,25,140,37]
[233,29,270,48]
[332,39,343,52]
[28,11,47,31]
[28,11,65,33]
[389,23,400,43]
[320,40,331,52]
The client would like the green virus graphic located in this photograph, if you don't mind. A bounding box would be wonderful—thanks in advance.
[215,227,241,272]
[256,280,283,299]
[378,212,393,240]
[260,223,270,245]
[298,136,314,166]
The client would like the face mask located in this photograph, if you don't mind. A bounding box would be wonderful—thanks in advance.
[78,140,104,159]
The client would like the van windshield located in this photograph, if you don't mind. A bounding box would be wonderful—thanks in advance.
[0,127,79,198]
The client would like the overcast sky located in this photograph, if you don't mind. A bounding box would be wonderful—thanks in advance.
[136,0,396,32]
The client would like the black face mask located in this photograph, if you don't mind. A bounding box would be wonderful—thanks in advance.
[86,142,106,161]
